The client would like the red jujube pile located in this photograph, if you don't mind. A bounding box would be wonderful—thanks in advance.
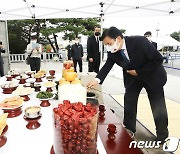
[53,100,98,154]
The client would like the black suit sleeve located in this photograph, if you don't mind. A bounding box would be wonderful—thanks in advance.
[70,46,73,58]
[96,56,115,84]
[0,48,5,53]
[81,45,83,57]
[136,38,163,76]
[87,37,93,59]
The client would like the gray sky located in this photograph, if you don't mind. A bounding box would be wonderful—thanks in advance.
[104,16,180,38]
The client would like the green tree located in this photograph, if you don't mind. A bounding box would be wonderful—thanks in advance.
[170,31,180,41]
[8,19,42,54]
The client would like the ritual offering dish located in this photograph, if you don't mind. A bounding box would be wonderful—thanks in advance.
[8,68,20,78]
[0,96,24,118]
[63,60,74,69]
[43,81,56,92]
[53,100,98,154]
[0,113,8,147]
[49,70,55,76]
[5,75,12,81]
[107,124,117,140]
[24,106,42,129]
[46,76,55,81]
[35,77,42,82]
[25,71,36,78]
[13,86,34,101]
[36,91,54,107]
[25,106,41,119]
[16,74,29,84]
[34,83,41,92]
[0,82,18,94]
[34,70,46,82]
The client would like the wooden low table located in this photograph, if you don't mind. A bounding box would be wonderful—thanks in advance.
[98,105,143,154]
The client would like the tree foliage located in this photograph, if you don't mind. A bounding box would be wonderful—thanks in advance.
[8,18,100,53]
[170,31,180,41]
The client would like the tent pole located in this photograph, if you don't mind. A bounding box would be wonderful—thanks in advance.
[5,20,11,72]
[100,2,104,64]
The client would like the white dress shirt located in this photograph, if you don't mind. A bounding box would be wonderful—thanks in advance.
[121,39,130,60]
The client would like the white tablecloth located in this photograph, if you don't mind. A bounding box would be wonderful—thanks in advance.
[0,75,107,154]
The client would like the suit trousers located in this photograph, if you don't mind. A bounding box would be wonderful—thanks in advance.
[123,78,168,140]
[0,63,4,77]
[88,58,100,73]
[29,57,41,73]
[73,59,82,72]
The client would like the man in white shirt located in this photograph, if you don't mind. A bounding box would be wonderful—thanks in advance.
[26,35,42,72]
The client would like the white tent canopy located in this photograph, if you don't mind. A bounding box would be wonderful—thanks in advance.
[0,0,180,20]
[153,35,180,50]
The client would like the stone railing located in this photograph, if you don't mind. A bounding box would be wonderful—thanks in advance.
[9,52,62,63]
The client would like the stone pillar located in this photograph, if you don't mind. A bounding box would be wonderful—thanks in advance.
[0,20,10,75]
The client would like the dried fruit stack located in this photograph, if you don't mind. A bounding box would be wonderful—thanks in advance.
[53,100,98,154]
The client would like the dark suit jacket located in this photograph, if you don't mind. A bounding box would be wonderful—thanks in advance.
[152,41,157,49]
[71,43,83,60]
[87,35,100,60]
[96,36,167,89]
[0,48,5,64]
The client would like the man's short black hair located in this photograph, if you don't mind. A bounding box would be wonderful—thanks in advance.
[94,25,101,30]
[100,26,124,41]
[31,35,37,40]
[0,41,2,45]
[144,31,152,36]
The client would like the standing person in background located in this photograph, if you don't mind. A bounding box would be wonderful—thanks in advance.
[71,38,83,72]
[0,41,5,77]
[87,26,101,73]
[66,41,72,60]
[26,35,42,72]
[144,31,157,49]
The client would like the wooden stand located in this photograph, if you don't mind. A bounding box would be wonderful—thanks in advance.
[19,78,26,84]
[0,125,8,148]
[40,100,50,107]
[3,107,22,118]
[46,87,53,92]
[34,86,41,92]
[20,95,30,101]
[6,76,12,81]
[35,77,42,82]
[24,115,41,130]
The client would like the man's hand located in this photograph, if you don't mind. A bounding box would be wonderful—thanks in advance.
[89,58,93,62]
[87,79,98,89]
[127,70,138,76]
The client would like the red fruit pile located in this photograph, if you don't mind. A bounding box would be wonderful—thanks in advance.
[53,100,98,154]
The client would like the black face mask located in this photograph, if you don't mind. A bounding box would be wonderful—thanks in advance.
[95,32,100,36]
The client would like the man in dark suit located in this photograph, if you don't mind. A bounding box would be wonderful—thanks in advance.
[87,26,101,73]
[87,27,168,142]
[71,38,83,72]
[66,41,72,60]
[144,31,157,49]
[0,41,6,77]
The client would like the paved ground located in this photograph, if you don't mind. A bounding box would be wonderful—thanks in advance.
[9,59,180,154]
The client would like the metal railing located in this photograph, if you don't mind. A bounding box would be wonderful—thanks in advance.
[9,52,180,63]
[9,52,62,63]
